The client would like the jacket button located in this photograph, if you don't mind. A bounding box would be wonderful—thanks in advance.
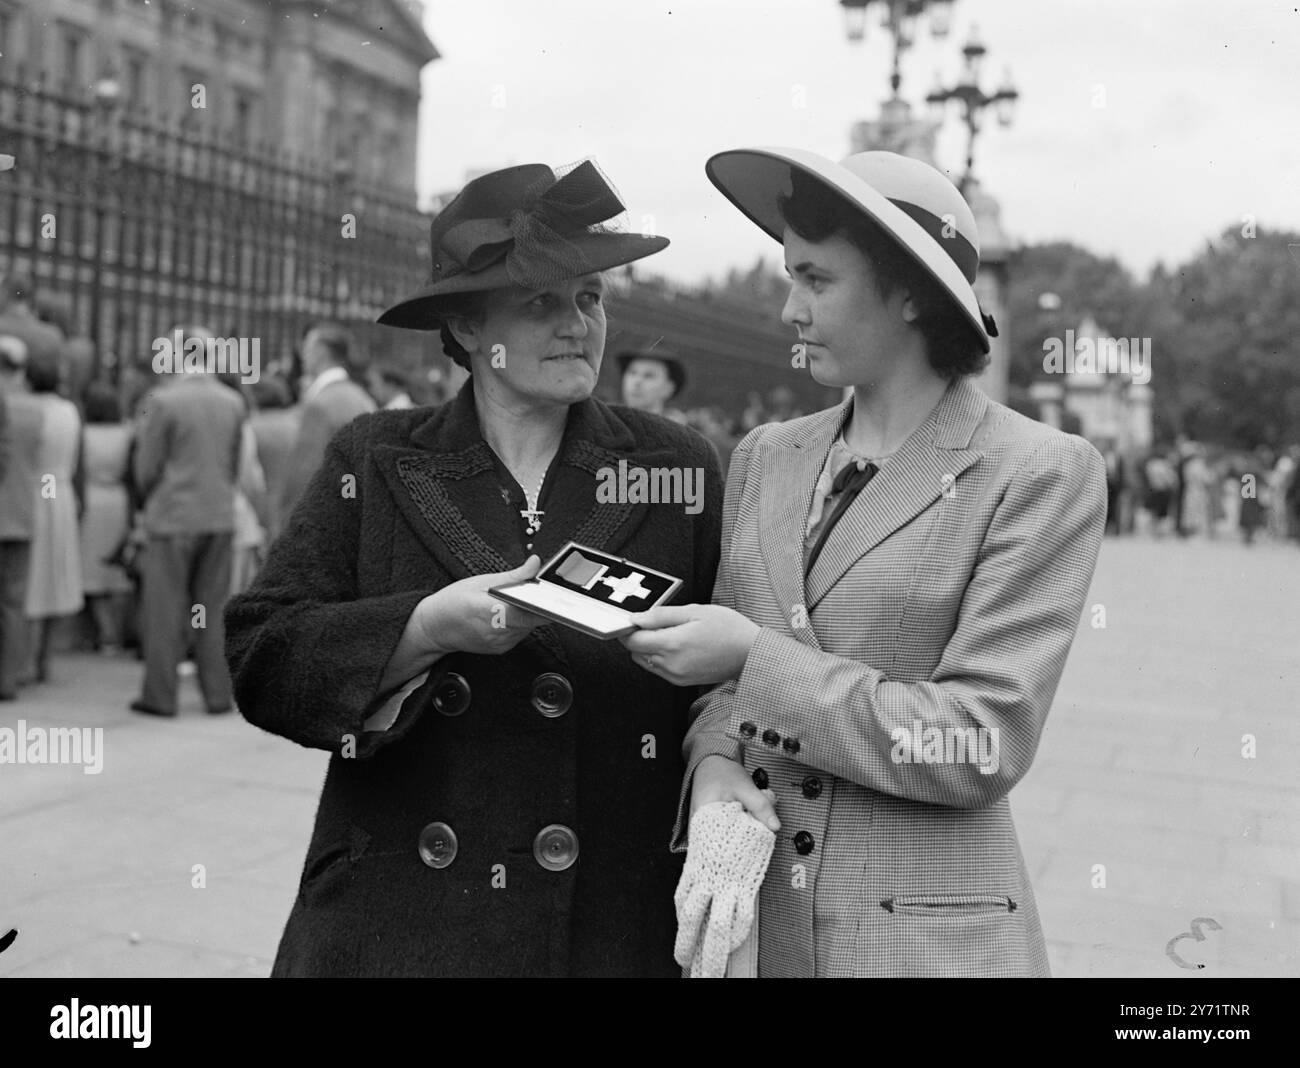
[793,831,815,856]
[432,673,471,717]
[739,721,757,738]
[761,729,781,747]
[530,672,573,718]
[800,775,822,800]
[752,767,769,790]
[783,737,801,755]
[533,824,579,872]
[418,821,458,869]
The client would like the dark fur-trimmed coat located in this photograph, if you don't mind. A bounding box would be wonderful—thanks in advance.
[225,381,722,977]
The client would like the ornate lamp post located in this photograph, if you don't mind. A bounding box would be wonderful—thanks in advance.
[925,24,1018,193]
[840,0,954,99]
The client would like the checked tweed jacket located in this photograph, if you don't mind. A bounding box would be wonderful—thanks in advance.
[673,374,1107,977]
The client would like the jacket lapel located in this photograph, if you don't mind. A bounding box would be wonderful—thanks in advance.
[755,403,849,653]
[803,376,989,610]
[372,380,684,583]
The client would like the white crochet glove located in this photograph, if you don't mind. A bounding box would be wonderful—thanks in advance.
[675,801,776,978]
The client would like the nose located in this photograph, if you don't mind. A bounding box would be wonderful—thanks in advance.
[781,283,808,329]
[555,297,590,339]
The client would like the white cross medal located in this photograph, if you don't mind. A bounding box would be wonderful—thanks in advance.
[521,506,544,536]
[488,541,683,641]
[598,570,652,604]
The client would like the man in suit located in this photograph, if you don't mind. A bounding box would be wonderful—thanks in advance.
[131,325,247,716]
[281,323,375,517]
[0,335,44,700]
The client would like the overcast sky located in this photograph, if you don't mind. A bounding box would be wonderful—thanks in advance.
[415,0,1300,287]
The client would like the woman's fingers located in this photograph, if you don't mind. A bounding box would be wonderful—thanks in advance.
[627,605,698,630]
[740,785,781,833]
[621,628,671,656]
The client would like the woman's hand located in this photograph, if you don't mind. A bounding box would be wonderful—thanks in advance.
[415,555,548,658]
[691,755,780,832]
[620,604,760,687]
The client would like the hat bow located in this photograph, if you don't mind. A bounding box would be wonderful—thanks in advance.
[439,161,625,288]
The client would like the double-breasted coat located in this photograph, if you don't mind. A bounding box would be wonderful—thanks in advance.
[226,380,722,976]
[674,375,1106,977]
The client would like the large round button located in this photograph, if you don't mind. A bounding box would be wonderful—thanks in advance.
[801,775,822,800]
[783,737,801,755]
[761,729,781,748]
[432,673,471,717]
[752,767,769,790]
[530,673,573,718]
[533,824,579,872]
[418,821,458,868]
[739,721,757,739]
[793,831,815,856]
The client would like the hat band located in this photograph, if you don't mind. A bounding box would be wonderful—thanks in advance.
[886,197,979,283]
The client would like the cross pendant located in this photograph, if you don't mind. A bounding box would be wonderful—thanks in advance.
[521,508,543,535]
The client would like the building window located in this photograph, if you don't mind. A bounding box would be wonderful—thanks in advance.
[61,24,87,95]
[179,67,205,129]
[233,90,257,148]
[124,50,147,107]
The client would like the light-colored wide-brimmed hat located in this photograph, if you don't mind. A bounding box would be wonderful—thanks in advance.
[705,147,996,352]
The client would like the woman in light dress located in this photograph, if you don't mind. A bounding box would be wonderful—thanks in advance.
[79,382,134,652]
[23,349,84,682]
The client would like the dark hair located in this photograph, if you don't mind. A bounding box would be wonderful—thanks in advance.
[25,348,61,393]
[434,292,489,372]
[777,174,988,379]
[305,322,365,376]
[82,381,121,423]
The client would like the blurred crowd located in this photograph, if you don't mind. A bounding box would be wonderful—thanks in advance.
[0,272,455,706]
[6,279,1297,707]
[1096,436,1298,544]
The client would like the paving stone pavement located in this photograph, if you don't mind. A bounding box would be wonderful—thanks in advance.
[1,534,1296,977]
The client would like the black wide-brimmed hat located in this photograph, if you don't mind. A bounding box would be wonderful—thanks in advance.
[379,161,668,330]
[616,350,686,395]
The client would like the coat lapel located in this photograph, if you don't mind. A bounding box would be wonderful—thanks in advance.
[372,379,684,583]
[755,402,849,653]
[803,376,989,610]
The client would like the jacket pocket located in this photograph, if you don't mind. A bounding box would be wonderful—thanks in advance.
[881,893,1017,916]
[299,826,371,909]
[871,892,1028,977]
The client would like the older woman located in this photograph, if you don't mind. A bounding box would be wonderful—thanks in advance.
[625,149,1106,977]
[225,160,722,977]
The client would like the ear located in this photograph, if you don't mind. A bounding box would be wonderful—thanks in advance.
[444,315,482,358]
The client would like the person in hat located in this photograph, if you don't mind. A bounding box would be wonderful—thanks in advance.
[225,160,723,977]
[618,349,685,416]
[622,149,1107,977]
